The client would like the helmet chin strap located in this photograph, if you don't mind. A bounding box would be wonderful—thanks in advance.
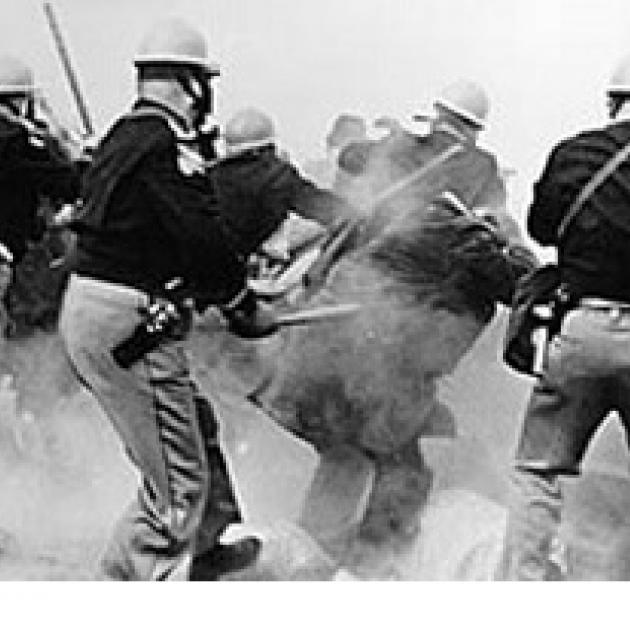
[0,95,32,118]
[24,95,36,121]
[177,72,212,130]
[607,94,630,119]
[137,64,214,130]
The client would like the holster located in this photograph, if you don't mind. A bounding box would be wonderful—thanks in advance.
[112,279,192,368]
[503,264,573,376]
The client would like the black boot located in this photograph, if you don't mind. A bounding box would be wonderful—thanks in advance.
[190,537,262,581]
[191,395,261,579]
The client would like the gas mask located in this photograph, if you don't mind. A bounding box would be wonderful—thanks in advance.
[138,64,220,159]
[178,71,213,130]
[177,72,219,159]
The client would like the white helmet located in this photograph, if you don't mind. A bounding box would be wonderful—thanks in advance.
[607,54,630,95]
[434,80,490,129]
[0,55,35,96]
[224,108,275,155]
[134,18,220,76]
[326,113,366,149]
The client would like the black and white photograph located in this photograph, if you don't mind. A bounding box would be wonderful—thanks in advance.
[2,1,630,615]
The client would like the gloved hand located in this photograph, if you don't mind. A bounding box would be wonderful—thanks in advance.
[224,290,279,339]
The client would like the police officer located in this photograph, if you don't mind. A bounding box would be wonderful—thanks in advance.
[212,107,350,258]
[340,80,523,240]
[60,18,277,580]
[302,113,367,191]
[338,79,534,316]
[498,55,630,580]
[0,55,81,313]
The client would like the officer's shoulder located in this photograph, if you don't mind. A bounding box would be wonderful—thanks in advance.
[113,112,174,148]
[557,126,606,151]
[536,128,603,169]
[260,147,304,186]
[463,139,501,175]
[219,145,283,175]
[0,115,24,141]
[216,146,292,193]
[473,141,498,163]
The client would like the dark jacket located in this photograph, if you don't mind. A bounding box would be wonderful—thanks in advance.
[210,144,349,256]
[0,114,80,263]
[73,100,246,305]
[528,119,630,301]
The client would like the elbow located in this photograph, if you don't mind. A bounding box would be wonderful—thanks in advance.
[526,212,555,247]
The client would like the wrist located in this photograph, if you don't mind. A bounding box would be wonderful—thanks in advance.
[221,288,256,316]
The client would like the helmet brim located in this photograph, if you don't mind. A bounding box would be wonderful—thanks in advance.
[0,85,35,95]
[224,138,275,156]
[434,97,485,129]
[134,54,220,77]
[607,85,630,96]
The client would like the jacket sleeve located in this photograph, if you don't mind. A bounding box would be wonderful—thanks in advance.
[259,159,352,227]
[139,142,247,305]
[526,143,572,246]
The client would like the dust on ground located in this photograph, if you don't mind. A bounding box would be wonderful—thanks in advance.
[1,316,630,579]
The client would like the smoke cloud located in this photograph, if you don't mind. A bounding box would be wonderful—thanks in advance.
[0,330,135,579]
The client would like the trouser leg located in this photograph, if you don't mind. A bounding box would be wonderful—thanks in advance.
[60,275,208,580]
[498,468,562,581]
[189,393,265,581]
[193,393,243,555]
[96,343,209,581]
[497,308,614,580]
[100,479,196,581]
[299,444,376,558]
[359,440,433,543]
[498,379,607,582]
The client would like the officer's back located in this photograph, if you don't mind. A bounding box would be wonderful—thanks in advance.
[529,119,630,302]
[211,107,352,257]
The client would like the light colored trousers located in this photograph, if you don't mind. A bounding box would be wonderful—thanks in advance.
[60,273,208,580]
[500,302,630,580]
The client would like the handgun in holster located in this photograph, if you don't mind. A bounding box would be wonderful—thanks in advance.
[112,277,193,368]
[530,284,573,377]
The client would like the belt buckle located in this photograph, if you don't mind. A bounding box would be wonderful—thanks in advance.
[610,306,621,320]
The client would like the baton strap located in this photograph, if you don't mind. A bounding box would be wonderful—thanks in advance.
[557,140,630,240]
